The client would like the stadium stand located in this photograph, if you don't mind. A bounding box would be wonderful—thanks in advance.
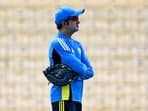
[0,0,147,111]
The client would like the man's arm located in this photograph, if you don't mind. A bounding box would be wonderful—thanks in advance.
[51,40,94,79]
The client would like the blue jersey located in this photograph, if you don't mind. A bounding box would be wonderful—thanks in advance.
[48,32,94,103]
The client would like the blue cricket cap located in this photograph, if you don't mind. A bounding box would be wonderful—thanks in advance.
[55,6,85,25]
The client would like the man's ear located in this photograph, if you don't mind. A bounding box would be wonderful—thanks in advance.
[63,21,69,26]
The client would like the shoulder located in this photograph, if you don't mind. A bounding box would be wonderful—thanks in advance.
[50,37,71,52]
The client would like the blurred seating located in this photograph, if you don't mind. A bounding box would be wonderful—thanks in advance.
[0,0,147,111]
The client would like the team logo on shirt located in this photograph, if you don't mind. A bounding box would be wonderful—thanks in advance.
[78,48,81,55]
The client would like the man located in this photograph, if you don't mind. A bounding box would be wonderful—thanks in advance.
[48,6,94,111]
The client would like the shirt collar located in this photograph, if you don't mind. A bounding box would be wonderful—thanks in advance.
[57,32,71,40]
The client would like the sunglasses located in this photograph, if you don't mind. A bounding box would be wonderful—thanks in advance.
[68,16,79,21]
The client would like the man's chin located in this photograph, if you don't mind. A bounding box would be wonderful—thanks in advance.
[75,28,79,31]
[73,29,79,33]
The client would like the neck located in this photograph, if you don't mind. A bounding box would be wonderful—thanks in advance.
[60,30,72,38]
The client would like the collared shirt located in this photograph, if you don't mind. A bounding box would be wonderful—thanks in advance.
[48,32,94,103]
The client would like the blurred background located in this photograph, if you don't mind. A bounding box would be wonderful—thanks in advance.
[0,0,148,111]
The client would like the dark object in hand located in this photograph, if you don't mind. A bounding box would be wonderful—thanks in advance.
[43,64,78,86]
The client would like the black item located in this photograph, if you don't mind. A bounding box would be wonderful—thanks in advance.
[52,100,82,111]
[43,64,78,86]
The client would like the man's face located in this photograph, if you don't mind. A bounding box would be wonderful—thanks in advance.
[67,16,80,33]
